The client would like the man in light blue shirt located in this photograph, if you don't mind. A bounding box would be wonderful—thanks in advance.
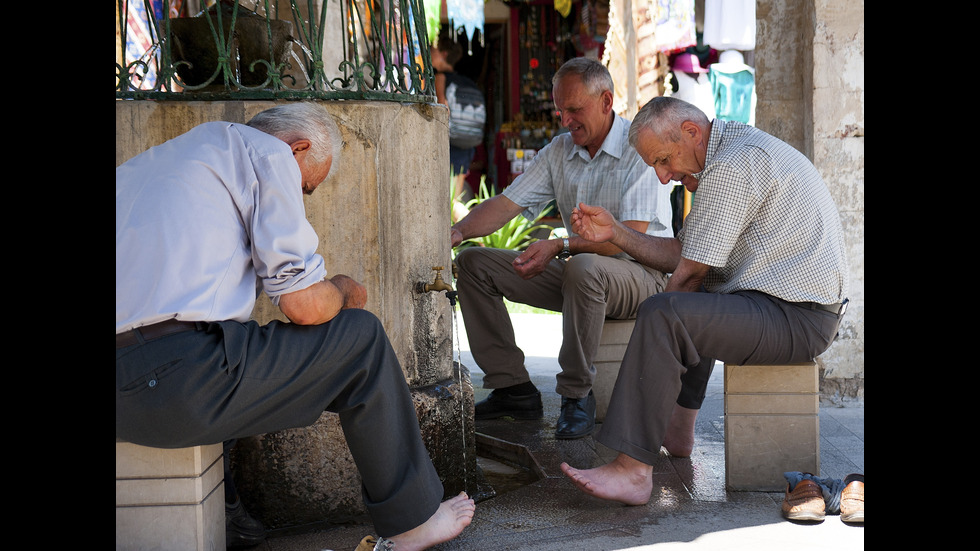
[116,103,475,551]
[450,57,676,440]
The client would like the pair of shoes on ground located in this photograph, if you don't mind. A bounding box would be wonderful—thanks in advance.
[227,498,267,548]
[781,473,864,523]
[474,386,596,440]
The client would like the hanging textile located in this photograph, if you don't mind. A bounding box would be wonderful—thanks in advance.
[708,50,755,124]
[446,0,484,52]
[555,0,572,18]
[423,0,441,45]
[651,0,696,54]
[702,0,756,51]
[602,0,635,118]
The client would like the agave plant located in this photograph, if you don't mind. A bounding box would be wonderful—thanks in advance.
[454,177,554,252]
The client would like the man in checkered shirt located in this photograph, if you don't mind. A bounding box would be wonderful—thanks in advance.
[560,96,849,506]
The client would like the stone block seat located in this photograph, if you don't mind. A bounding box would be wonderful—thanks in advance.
[592,318,636,422]
[724,362,820,491]
[115,440,225,550]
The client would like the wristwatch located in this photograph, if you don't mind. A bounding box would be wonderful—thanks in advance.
[557,237,571,260]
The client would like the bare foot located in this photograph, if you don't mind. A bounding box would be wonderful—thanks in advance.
[387,492,475,551]
[560,454,653,505]
[662,404,699,457]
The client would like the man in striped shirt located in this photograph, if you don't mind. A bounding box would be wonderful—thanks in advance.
[561,96,849,505]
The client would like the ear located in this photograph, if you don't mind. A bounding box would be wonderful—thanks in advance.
[680,120,701,142]
[290,139,312,156]
[600,90,614,114]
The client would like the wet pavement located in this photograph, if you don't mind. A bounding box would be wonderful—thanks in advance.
[253,313,864,550]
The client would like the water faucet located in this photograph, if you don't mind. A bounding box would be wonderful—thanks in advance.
[416,266,457,306]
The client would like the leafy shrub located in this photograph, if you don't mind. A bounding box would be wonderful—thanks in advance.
[453,178,553,252]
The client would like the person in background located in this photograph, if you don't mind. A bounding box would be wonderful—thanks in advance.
[116,102,475,551]
[451,57,678,442]
[432,36,485,223]
[560,96,848,507]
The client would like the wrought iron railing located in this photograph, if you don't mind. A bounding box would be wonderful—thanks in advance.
[116,0,436,101]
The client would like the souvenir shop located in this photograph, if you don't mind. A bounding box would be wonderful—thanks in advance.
[439,0,757,207]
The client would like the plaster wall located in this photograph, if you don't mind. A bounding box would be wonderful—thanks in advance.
[756,0,864,403]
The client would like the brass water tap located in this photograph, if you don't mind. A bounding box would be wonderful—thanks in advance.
[416,266,457,306]
[416,266,454,293]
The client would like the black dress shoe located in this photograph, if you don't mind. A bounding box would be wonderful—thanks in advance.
[475,389,543,420]
[555,391,596,439]
[226,498,267,548]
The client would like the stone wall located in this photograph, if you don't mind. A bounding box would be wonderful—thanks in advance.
[756,0,864,404]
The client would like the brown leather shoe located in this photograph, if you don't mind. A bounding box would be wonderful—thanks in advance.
[840,473,864,523]
[781,478,826,521]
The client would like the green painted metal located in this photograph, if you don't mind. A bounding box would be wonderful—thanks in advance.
[116,0,436,102]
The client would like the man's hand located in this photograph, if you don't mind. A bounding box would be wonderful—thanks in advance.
[329,274,367,309]
[571,203,617,243]
[512,239,561,279]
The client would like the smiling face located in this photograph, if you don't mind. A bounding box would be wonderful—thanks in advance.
[634,123,707,192]
[552,74,614,157]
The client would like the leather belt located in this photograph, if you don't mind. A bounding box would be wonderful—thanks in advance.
[116,319,204,349]
[794,298,848,316]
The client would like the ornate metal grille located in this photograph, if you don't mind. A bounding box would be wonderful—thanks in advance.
[116,0,436,101]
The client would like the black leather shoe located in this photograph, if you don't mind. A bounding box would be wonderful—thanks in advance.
[475,389,543,420]
[226,498,267,548]
[555,391,596,439]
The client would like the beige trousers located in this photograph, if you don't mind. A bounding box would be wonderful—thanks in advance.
[454,247,667,398]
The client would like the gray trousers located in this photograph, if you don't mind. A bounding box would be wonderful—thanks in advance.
[598,290,844,465]
[115,308,443,537]
[454,247,667,399]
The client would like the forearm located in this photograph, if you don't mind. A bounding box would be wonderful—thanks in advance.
[278,279,345,325]
[451,195,523,242]
[607,222,682,273]
[664,257,709,293]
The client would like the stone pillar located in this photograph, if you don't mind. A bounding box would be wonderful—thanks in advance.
[115,99,484,529]
[755,1,864,404]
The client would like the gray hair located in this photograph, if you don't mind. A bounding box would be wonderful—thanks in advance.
[628,96,710,147]
[552,57,614,97]
[247,102,343,178]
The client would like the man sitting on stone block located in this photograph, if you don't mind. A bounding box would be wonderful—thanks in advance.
[116,102,475,550]
[560,96,849,505]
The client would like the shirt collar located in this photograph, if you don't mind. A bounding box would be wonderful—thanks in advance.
[695,118,726,178]
[566,114,628,162]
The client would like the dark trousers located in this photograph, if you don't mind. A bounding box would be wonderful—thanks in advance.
[598,290,843,465]
[115,308,443,537]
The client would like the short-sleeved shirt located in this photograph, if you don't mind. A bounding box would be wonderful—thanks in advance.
[678,119,849,304]
[116,122,327,333]
[502,114,674,259]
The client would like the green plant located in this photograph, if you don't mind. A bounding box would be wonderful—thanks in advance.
[454,178,553,253]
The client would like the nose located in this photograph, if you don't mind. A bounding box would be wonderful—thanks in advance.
[560,111,573,128]
[654,166,673,185]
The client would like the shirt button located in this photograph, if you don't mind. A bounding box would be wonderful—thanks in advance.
[148,379,157,388]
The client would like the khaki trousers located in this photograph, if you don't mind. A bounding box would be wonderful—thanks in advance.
[454,247,667,398]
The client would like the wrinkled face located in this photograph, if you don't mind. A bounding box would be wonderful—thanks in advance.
[553,75,612,155]
[634,126,703,192]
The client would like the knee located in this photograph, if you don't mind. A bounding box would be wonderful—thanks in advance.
[637,292,680,321]
[562,254,605,293]
[454,247,481,273]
